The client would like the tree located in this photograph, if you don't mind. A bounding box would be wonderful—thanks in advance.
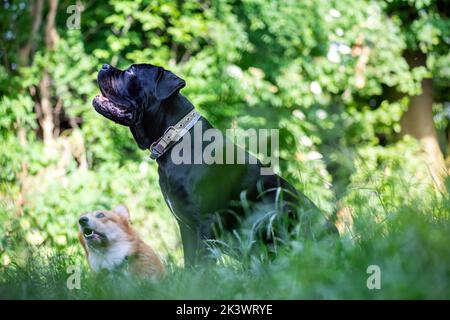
[384,0,450,189]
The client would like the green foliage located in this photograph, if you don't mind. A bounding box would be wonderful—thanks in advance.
[0,0,449,298]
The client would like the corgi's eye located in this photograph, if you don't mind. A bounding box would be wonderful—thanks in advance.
[96,212,105,218]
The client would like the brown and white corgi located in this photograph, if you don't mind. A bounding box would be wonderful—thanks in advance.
[78,205,165,279]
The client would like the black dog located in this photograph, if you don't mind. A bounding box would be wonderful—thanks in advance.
[93,63,333,266]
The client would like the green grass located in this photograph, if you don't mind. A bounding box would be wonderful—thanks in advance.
[1,187,450,300]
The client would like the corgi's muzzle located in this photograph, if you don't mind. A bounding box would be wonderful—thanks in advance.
[78,216,107,244]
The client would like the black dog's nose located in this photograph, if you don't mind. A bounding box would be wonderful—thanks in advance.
[79,216,89,226]
[102,64,110,70]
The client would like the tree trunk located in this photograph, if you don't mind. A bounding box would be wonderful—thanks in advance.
[38,0,59,149]
[401,51,447,189]
[39,71,55,146]
[17,0,45,147]
[15,0,45,215]
[44,0,59,49]
[19,0,44,66]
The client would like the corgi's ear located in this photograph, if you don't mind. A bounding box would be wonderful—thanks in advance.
[114,205,130,221]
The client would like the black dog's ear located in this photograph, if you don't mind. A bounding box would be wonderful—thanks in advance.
[154,67,186,101]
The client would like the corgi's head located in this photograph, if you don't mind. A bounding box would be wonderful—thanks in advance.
[78,205,132,249]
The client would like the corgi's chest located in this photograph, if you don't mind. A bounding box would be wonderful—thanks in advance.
[88,242,133,272]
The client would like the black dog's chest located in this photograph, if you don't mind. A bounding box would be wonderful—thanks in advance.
[158,163,199,222]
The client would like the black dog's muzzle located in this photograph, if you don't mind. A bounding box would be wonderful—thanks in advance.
[93,65,137,126]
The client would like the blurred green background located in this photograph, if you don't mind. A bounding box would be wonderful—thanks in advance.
[0,0,450,299]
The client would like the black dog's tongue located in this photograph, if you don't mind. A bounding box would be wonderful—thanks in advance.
[92,95,134,126]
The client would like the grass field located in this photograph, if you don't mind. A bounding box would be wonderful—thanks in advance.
[1,181,449,300]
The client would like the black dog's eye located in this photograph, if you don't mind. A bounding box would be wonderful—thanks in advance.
[96,212,105,218]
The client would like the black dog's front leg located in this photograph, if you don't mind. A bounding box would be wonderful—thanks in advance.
[179,220,215,267]
[179,224,199,268]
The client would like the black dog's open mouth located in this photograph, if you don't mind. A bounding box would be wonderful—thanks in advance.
[92,94,134,127]
[82,227,106,241]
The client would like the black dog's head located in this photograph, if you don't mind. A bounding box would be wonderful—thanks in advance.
[93,63,185,148]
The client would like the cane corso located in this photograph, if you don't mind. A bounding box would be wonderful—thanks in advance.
[93,63,333,266]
